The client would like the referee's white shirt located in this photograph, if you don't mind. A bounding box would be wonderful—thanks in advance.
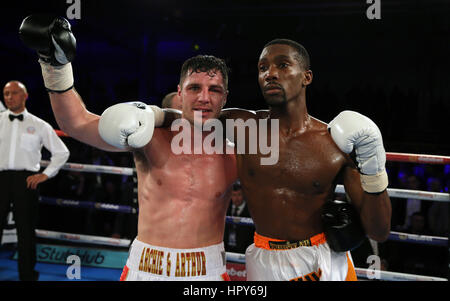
[0,109,70,178]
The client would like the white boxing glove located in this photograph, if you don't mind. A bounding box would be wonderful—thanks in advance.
[328,110,388,193]
[98,102,164,149]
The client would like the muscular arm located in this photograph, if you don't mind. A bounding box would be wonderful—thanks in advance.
[49,88,121,152]
[161,108,182,127]
[157,107,267,127]
[220,108,268,120]
[219,108,268,143]
[342,164,392,242]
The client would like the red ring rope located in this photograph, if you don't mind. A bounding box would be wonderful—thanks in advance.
[54,130,450,164]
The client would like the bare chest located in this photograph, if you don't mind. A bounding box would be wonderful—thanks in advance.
[136,131,237,201]
[158,154,235,192]
[238,132,345,194]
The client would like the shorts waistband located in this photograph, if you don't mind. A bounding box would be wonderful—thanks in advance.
[254,232,327,250]
[126,239,226,278]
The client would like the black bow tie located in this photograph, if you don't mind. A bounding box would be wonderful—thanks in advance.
[9,114,24,121]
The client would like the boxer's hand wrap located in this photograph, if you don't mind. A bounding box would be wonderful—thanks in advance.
[39,61,74,93]
[328,110,388,193]
[19,14,76,92]
[98,102,163,149]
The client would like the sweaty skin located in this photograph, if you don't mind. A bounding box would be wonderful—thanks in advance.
[48,70,237,248]
[223,110,353,240]
[238,117,348,240]
[134,127,236,247]
[221,43,391,242]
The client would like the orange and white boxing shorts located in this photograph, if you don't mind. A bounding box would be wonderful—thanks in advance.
[120,239,230,281]
[245,232,357,281]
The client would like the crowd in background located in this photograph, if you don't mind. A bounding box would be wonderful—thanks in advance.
[1,75,448,279]
[29,135,449,279]
[0,0,448,282]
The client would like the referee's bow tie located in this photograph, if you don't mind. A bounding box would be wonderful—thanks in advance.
[9,114,24,121]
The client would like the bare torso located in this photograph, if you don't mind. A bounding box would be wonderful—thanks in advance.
[134,127,237,248]
[237,116,348,241]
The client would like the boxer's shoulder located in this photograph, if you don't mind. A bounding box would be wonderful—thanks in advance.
[309,117,356,167]
[301,116,350,167]
[303,117,336,144]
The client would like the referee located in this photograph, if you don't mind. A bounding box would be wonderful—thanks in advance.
[0,81,70,280]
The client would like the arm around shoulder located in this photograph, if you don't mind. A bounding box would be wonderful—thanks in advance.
[98,102,158,150]
[220,108,258,121]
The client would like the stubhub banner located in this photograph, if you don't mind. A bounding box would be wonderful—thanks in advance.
[12,243,248,279]
[13,244,128,269]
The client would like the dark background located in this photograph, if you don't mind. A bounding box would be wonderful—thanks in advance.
[1,0,449,155]
[1,1,449,278]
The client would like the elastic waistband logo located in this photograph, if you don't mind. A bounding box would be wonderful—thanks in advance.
[268,239,311,250]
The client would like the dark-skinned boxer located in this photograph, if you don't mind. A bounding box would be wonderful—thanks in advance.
[218,39,391,281]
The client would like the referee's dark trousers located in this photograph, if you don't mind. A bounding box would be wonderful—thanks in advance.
[0,170,39,281]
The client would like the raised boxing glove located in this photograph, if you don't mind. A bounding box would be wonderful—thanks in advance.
[328,110,388,193]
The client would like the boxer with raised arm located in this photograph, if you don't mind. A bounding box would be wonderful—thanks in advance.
[19,15,237,281]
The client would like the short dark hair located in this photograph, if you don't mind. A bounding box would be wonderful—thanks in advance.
[179,55,229,89]
[264,39,310,70]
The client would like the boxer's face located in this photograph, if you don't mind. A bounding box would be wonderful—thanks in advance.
[258,44,311,106]
[3,82,28,113]
[178,70,227,125]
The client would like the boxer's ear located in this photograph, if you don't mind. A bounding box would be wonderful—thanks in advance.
[303,70,313,86]
[221,90,228,108]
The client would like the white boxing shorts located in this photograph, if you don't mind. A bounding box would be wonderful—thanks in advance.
[245,232,357,281]
[120,239,230,281]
